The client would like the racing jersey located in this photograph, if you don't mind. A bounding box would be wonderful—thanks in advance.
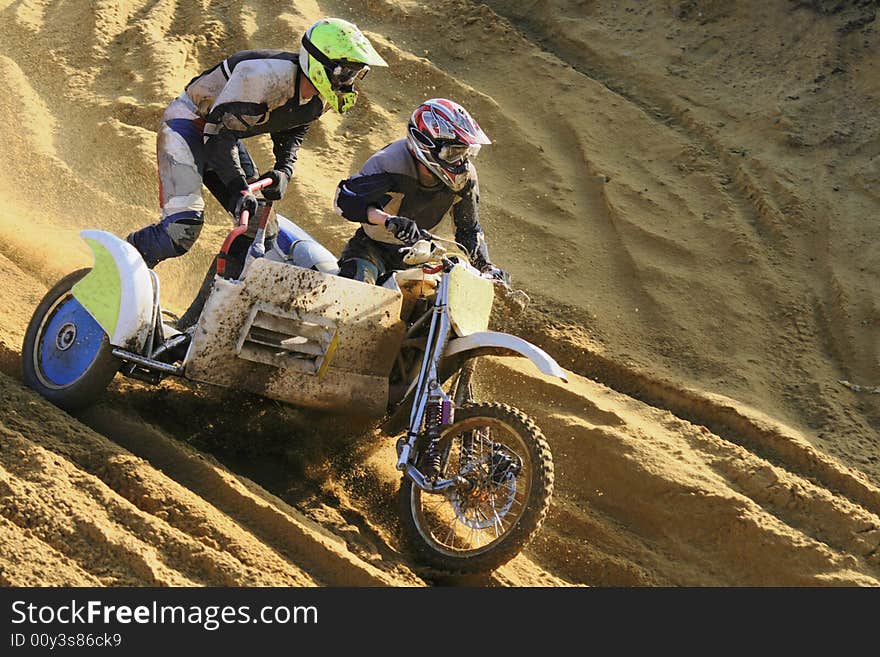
[183,50,327,188]
[333,139,491,267]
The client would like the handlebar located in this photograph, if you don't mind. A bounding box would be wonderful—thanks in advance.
[216,177,275,277]
[398,234,528,311]
[237,177,275,226]
[248,177,275,193]
[400,230,480,270]
[399,233,509,281]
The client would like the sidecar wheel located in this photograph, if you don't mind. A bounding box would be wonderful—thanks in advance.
[22,268,119,412]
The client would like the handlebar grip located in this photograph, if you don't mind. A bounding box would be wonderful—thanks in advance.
[247,177,274,193]
[398,229,435,248]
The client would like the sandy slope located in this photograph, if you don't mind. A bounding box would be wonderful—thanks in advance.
[0,0,878,587]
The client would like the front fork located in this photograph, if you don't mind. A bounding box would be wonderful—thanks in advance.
[396,274,463,493]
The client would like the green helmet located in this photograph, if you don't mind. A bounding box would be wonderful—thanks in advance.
[299,18,387,114]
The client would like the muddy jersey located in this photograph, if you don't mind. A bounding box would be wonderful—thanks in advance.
[184,50,326,187]
[333,139,490,266]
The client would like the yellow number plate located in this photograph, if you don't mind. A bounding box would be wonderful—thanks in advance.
[447,265,494,336]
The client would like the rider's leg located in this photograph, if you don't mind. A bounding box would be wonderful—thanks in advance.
[337,229,388,284]
[176,141,264,329]
[237,141,258,183]
[126,102,206,268]
[338,257,381,284]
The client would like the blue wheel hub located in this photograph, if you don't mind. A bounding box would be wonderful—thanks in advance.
[37,296,106,388]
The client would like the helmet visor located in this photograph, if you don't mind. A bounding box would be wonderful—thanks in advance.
[437,142,481,165]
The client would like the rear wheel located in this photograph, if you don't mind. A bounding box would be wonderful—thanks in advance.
[398,401,554,575]
[22,268,119,411]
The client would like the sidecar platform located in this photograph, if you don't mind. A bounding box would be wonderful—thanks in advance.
[183,258,405,417]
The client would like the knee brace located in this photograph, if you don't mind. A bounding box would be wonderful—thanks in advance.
[163,210,204,254]
[126,210,204,268]
[338,257,379,285]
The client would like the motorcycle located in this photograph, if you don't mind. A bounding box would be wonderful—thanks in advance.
[21,179,568,575]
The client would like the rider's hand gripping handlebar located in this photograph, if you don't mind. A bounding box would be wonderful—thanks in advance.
[404,231,529,311]
[400,235,446,266]
[216,178,274,278]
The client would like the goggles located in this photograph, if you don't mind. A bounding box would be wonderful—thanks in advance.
[437,141,481,165]
[328,62,369,90]
[301,33,370,91]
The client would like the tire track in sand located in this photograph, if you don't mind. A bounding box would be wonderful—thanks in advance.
[78,406,424,587]
[496,304,880,516]
[476,358,880,585]
[0,372,420,587]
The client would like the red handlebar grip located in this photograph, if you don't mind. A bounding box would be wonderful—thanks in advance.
[248,178,274,193]
[217,179,272,276]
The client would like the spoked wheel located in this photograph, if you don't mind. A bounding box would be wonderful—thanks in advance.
[399,402,554,575]
[22,268,119,412]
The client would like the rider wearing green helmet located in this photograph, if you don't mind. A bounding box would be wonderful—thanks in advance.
[300,17,388,114]
[126,17,386,273]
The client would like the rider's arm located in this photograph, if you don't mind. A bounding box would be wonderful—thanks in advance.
[452,168,491,269]
[202,131,248,190]
[365,206,393,226]
[334,171,397,223]
[271,124,310,179]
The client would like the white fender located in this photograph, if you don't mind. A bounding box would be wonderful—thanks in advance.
[71,230,155,351]
[444,331,568,382]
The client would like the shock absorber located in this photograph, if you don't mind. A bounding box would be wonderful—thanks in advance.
[423,396,455,479]
[423,398,443,479]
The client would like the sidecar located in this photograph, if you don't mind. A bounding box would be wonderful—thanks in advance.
[23,213,564,417]
[21,216,406,416]
[184,255,406,417]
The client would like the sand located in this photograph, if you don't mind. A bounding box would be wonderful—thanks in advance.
[0,0,878,587]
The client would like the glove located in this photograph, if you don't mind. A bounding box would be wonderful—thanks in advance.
[233,190,259,222]
[385,215,423,245]
[259,169,289,201]
[481,264,511,286]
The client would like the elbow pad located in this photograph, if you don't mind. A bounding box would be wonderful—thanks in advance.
[334,182,390,223]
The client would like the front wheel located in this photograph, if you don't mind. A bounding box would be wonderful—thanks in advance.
[398,402,554,575]
[22,268,119,412]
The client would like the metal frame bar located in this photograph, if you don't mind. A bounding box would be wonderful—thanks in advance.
[112,348,184,375]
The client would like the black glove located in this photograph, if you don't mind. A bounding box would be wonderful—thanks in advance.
[233,191,259,222]
[481,263,511,286]
[259,169,289,201]
[385,215,423,245]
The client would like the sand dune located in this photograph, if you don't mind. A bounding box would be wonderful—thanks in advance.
[0,0,878,587]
